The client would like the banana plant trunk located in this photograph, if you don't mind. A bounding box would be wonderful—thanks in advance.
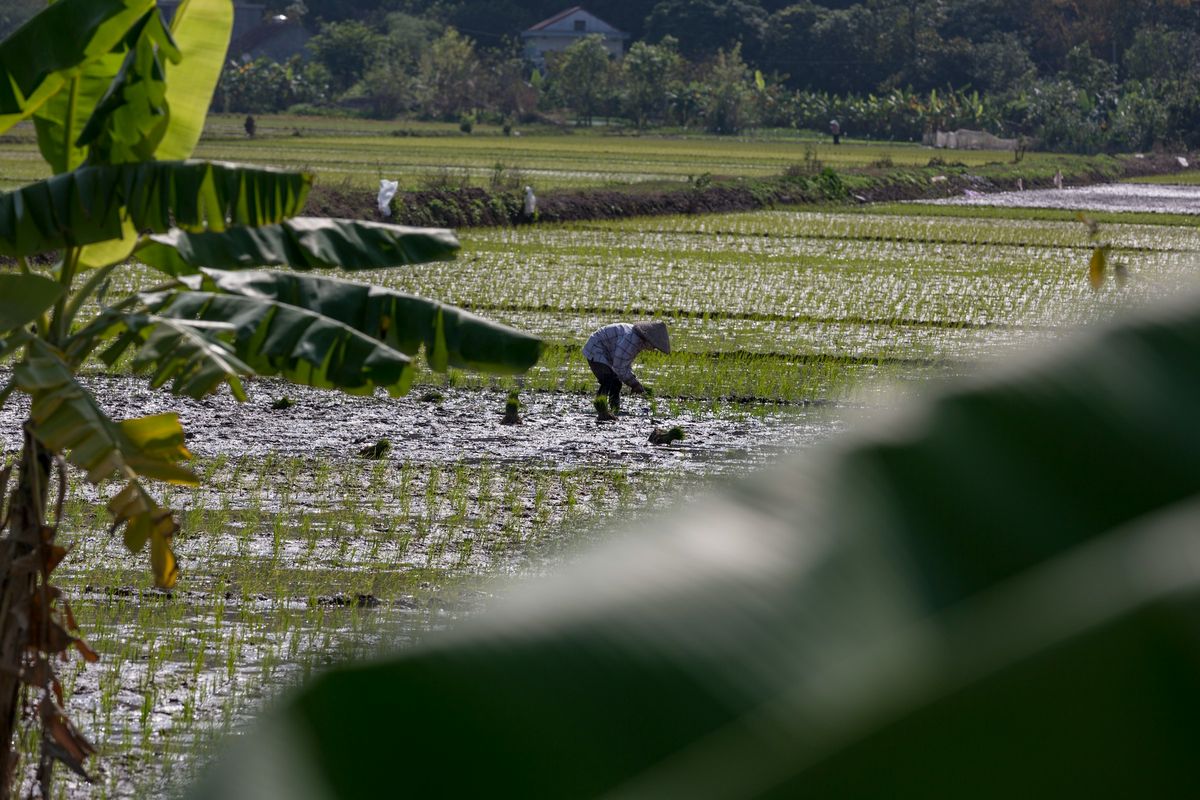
[0,430,50,797]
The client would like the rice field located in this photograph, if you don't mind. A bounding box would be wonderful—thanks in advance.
[4,152,1200,795]
[0,113,1076,192]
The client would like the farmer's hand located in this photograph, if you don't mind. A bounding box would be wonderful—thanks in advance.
[630,381,646,395]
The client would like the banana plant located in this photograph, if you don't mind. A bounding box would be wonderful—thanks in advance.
[0,0,541,794]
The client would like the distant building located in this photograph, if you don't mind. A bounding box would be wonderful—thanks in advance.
[157,1,310,62]
[521,7,628,66]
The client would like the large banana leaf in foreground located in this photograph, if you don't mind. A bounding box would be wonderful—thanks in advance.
[0,160,311,258]
[0,0,154,134]
[32,49,127,175]
[192,291,1200,798]
[0,275,62,334]
[157,0,235,161]
[136,218,460,276]
[138,269,542,395]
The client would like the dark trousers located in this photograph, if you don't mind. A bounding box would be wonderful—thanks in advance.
[588,360,622,408]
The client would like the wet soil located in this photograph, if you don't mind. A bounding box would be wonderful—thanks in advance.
[3,373,851,797]
[0,373,843,476]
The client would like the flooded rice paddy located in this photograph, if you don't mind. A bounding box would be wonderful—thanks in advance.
[930,182,1200,215]
[0,375,836,475]
[8,190,1200,796]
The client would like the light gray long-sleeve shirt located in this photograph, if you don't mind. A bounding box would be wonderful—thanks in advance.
[582,323,650,385]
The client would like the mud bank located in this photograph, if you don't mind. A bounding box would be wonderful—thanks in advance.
[304,153,1194,229]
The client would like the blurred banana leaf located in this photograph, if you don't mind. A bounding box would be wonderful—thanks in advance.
[191,291,1200,798]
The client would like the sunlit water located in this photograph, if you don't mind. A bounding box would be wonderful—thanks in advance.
[928,182,1200,215]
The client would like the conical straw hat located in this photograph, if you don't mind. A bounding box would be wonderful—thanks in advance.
[634,321,671,354]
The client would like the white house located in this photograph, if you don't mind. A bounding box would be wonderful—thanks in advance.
[521,7,628,66]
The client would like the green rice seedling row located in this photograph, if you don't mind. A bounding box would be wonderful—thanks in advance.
[24,453,690,798]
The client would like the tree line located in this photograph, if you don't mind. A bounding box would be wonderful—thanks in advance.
[3,1,1199,151]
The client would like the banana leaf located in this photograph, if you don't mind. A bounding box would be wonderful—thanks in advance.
[15,342,197,486]
[0,0,154,135]
[71,312,250,401]
[189,291,1200,798]
[0,160,312,259]
[0,274,61,334]
[147,268,543,385]
[32,50,126,174]
[156,0,234,161]
[76,8,179,166]
[136,218,460,276]
[15,342,193,588]
[142,286,419,397]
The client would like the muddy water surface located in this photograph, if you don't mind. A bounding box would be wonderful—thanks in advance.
[2,373,858,797]
[1,373,847,476]
[929,182,1200,215]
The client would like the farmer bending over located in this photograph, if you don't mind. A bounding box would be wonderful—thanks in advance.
[583,322,671,418]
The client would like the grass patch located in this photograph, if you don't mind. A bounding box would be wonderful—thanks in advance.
[1125,170,1200,185]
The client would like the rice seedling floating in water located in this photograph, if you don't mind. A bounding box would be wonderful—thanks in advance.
[270,396,296,410]
[357,439,392,459]
[649,426,685,445]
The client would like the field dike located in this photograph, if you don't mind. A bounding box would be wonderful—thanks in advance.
[303,151,1194,229]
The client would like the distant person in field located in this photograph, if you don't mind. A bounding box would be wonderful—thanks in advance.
[830,118,841,145]
[583,322,671,419]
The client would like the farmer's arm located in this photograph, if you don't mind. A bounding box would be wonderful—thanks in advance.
[611,335,646,393]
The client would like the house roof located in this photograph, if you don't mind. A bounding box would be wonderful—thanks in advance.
[526,6,584,31]
[524,6,625,35]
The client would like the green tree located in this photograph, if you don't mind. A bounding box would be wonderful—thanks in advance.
[355,12,441,119]
[415,28,482,120]
[1124,24,1200,83]
[761,1,820,84]
[306,19,383,94]
[965,33,1038,94]
[549,34,613,126]
[0,0,541,793]
[644,0,768,62]
[481,42,540,123]
[380,11,442,67]
[701,43,757,134]
[621,37,684,129]
[215,55,327,113]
